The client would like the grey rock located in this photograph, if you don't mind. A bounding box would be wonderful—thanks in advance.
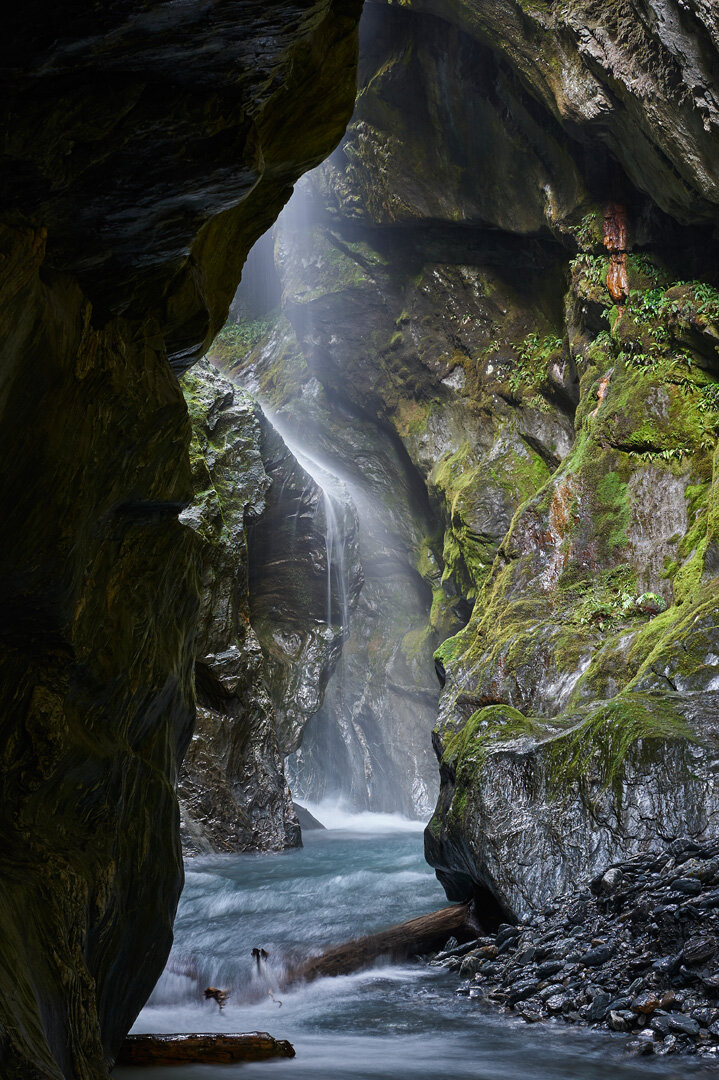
[670,878,703,895]
[178,362,361,853]
[669,1015,701,1036]
[536,960,564,979]
[589,991,613,1022]
[601,868,624,895]
[608,1010,634,1032]
[580,944,615,968]
[507,979,541,1005]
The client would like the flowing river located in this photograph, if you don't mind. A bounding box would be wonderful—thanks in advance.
[117,808,710,1080]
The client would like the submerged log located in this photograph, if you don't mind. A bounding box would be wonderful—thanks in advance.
[116,1032,295,1067]
[289,903,473,984]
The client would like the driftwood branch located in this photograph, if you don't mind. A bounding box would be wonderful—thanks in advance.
[117,906,471,1066]
[116,1032,295,1067]
[289,903,472,984]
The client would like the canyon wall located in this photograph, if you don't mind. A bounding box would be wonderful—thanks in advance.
[219,0,719,918]
[178,360,360,853]
[0,3,362,1076]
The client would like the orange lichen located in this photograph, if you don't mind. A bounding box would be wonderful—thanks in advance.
[541,476,578,589]
[604,204,629,306]
[591,369,613,418]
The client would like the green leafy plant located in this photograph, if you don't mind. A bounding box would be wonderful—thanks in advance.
[215,317,275,352]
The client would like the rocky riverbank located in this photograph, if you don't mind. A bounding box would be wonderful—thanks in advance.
[436,837,719,1059]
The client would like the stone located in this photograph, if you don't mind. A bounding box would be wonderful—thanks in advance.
[0,1,363,1073]
[651,1014,675,1036]
[626,1038,655,1056]
[178,362,362,854]
[546,994,570,1013]
[608,1010,633,1032]
[517,1001,544,1023]
[670,878,703,896]
[459,955,484,978]
[536,960,565,979]
[632,990,662,1015]
[653,956,681,976]
[589,991,613,1022]
[669,1015,701,1037]
[507,979,541,1005]
[601,869,624,895]
[682,937,717,966]
[515,945,537,966]
[580,945,615,968]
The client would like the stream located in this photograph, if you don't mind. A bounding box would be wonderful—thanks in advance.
[117,808,711,1080]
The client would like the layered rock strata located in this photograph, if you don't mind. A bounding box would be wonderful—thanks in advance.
[0,2,361,1075]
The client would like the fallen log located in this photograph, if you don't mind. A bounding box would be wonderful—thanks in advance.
[116,1032,295,1067]
[288,903,473,985]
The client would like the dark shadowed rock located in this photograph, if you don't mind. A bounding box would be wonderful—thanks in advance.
[293,803,327,831]
[0,2,362,1075]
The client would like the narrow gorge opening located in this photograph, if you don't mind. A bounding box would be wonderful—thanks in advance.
[139,0,719,1072]
[5,0,719,1076]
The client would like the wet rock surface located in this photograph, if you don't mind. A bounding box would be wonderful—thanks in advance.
[178,360,360,853]
[225,322,456,817]
[394,0,719,227]
[0,2,362,1074]
[441,838,719,1059]
[221,0,719,855]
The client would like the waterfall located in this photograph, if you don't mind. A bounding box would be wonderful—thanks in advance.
[265,406,355,642]
[226,176,445,819]
[322,490,350,634]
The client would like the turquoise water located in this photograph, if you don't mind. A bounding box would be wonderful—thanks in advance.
[117,808,710,1079]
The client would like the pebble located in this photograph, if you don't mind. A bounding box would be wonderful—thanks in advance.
[671,878,702,896]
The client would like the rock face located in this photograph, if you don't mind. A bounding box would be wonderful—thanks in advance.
[399,0,719,226]
[178,360,360,854]
[219,1,719,914]
[0,3,361,1076]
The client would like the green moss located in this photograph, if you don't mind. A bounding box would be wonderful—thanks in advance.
[434,622,475,670]
[624,581,719,687]
[207,315,276,366]
[394,398,431,437]
[444,703,542,770]
[444,691,697,828]
[429,587,460,640]
[431,435,550,599]
[401,626,432,662]
[545,693,696,793]
[595,470,631,550]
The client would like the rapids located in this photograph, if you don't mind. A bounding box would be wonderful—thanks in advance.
[117,809,712,1079]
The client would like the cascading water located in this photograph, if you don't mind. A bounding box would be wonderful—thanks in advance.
[228,240,447,815]
[119,813,712,1080]
[321,489,350,635]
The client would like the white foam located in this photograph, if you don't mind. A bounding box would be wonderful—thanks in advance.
[298,799,427,834]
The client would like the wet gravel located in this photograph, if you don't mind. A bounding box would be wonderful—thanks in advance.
[434,836,719,1059]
